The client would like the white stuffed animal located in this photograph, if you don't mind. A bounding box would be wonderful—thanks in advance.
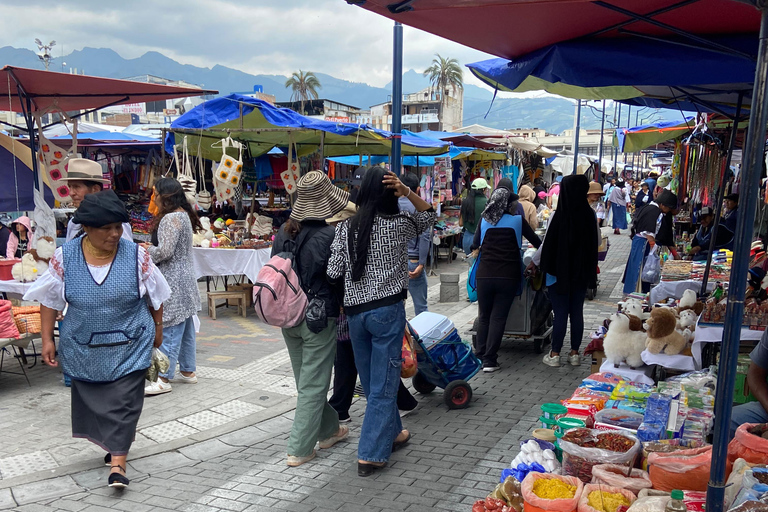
[11,253,47,282]
[679,309,698,332]
[679,289,697,310]
[604,312,646,369]
[622,300,648,320]
[192,217,215,246]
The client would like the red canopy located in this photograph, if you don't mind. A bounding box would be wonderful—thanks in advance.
[351,0,760,59]
[0,66,217,114]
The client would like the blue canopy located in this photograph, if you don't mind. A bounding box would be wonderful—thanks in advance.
[51,131,159,144]
[167,94,449,160]
[467,35,757,115]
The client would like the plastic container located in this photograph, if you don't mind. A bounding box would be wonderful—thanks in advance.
[665,490,686,512]
[541,416,559,430]
[0,259,20,281]
[542,403,569,421]
[534,428,557,443]
[557,417,587,434]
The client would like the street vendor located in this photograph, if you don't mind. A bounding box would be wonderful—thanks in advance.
[732,328,768,437]
[688,206,734,261]
[622,189,678,294]
[723,193,739,232]
[62,159,133,242]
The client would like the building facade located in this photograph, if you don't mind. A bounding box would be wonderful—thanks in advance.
[367,86,464,133]
[275,99,364,123]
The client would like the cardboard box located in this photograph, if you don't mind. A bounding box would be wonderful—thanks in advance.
[591,350,605,374]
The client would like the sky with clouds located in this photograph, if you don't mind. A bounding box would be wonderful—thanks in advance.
[0,0,509,91]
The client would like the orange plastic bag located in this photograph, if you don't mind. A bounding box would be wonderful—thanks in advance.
[577,483,636,512]
[729,424,768,466]
[521,472,583,512]
[648,445,729,491]
[148,189,159,216]
[401,325,417,378]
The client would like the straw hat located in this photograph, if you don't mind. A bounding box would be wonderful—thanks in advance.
[326,201,357,225]
[587,181,603,195]
[290,171,350,222]
[59,158,109,184]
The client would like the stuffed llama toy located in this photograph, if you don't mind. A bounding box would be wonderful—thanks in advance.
[604,312,646,369]
[645,307,688,355]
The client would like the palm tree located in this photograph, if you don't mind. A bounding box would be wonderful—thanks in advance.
[422,54,463,101]
[284,70,322,115]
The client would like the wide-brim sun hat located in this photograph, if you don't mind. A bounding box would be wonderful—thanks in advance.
[59,158,110,184]
[587,182,603,195]
[471,177,491,190]
[290,171,350,222]
[326,201,357,224]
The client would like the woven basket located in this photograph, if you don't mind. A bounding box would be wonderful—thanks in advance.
[12,306,41,334]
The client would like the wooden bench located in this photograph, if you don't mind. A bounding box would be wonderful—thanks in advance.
[206,290,248,320]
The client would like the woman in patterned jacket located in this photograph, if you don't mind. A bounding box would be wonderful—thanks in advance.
[328,166,435,477]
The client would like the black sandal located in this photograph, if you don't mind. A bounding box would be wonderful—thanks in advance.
[357,461,386,477]
[392,431,411,451]
[104,453,111,466]
[108,465,129,489]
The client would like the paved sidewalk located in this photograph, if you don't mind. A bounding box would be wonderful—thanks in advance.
[0,229,632,511]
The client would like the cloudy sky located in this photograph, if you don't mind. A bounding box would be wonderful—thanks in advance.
[0,0,507,91]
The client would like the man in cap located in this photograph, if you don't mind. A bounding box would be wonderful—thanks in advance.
[723,193,740,232]
[689,206,734,261]
[61,159,133,242]
[399,172,431,316]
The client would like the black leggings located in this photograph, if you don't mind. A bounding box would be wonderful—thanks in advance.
[475,278,518,367]
[550,286,587,354]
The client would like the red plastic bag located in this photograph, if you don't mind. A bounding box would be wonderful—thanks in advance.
[577,483,636,512]
[521,472,583,512]
[728,423,768,466]
[648,445,729,491]
[591,464,652,494]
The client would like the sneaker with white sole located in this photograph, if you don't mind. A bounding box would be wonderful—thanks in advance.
[287,450,316,467]
[542,353,561,367]
[319,425,349,449]
[176,373,198,384]
[482,365,501,373]
[569,354,581,366]
[144,379,172,396]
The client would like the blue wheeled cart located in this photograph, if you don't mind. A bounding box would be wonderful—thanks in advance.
[408,313,481,409]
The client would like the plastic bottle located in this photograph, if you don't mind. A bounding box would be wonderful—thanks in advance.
[665,490,686,512]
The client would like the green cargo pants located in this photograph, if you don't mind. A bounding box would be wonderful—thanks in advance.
[282,319,340,457]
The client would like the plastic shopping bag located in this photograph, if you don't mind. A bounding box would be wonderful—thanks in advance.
[467,253,479,303]
[521,472,583,512]
[145,348,170,383]
[578,483,636,512]
[729,424,768,466]
[401,323,417,378]
[641,246,660,284]
[647,445,722,491]
[591,464,652,494]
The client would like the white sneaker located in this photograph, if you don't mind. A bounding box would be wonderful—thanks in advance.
[176,373,198,384]
[482,365,501,373]
[542,353,561,367]
[569,354,581,366]
[319,425,349,449]
[145,379,172,396]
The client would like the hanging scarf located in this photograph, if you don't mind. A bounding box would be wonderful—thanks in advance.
[481,188,510,225]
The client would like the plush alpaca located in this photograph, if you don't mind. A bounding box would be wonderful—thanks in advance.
[604,313,647,369]
[623,299,648,320]
[678,289,704,315]
[27,236,55,264]
[11,253,46,282]
[645,307,687,355]
[679,309,698,332]
[192,217,215,246]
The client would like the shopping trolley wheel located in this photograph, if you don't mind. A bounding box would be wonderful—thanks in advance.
[412,372,437,394]
[444,380,472,409]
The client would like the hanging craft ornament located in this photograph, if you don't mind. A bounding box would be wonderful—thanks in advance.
[213,136,243,202]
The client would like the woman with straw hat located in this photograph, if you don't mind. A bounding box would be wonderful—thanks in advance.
[272,170,351,467]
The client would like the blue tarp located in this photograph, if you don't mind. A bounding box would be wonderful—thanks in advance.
[467,35,757,114]
[51,131,159,143]
[327,146,476,167]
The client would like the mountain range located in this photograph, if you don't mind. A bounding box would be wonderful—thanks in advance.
[0,45,684,134]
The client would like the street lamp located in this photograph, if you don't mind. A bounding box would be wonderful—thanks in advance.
[35,38,56,71]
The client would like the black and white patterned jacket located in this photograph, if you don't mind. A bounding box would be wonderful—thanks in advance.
[327,209,435,314]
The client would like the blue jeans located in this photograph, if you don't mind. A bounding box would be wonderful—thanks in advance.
[462,231,474,255]
[348,302,405,463]
[408,261,429,316]
[159,316,196,380]
[731,401,768,439]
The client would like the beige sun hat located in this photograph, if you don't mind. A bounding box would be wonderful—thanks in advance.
[326,201,357,224]
[587,181,603,195]
[290,171,350,222]
[59,158,109,184]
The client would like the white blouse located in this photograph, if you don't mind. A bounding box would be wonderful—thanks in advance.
[23,245,171,311]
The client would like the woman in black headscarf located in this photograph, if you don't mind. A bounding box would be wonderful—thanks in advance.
[531,175,598,368]
[470,188,540,372]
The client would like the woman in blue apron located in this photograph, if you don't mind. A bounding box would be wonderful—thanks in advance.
[25,191,170,489]
[469,188,541,372]
[689,206,735,261]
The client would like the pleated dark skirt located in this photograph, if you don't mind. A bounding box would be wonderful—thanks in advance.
[70,369,146,455]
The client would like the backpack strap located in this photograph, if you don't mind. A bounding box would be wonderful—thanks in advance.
[287,227,319,296]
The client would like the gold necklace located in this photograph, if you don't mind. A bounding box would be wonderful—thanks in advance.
[83,236,116,259]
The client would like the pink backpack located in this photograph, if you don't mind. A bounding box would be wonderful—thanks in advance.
[253,233,312,328]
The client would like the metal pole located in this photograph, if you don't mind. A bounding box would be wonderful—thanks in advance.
[572,100,582,175]
[614,103,621,178]
[597,100,606,182]
[624,106,631,167]
[707,10,768,512]
[22,95,41,192]
[391,21,404,176]
[701,93,743,296]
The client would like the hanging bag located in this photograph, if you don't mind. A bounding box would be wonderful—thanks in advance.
[214,137,243,202]
[195,149,212,210]
[36,113,77,203]
[175,136,198,205]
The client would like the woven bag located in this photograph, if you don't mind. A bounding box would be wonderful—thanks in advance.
[12,305,41,334]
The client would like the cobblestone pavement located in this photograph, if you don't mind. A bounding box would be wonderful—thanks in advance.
[0,228,632,511]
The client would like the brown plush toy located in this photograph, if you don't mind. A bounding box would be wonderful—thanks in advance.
[645,307,687,355]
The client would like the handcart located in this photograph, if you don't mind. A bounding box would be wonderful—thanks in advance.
[587,235,610,300]
[408,313,481,409]
[469,279,554,354]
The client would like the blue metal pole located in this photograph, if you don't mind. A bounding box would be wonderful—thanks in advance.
[707,9,768,512]
[613,103,621,178]
[597,100,606,182]
[391,21,404,176]
[572,100,581,175]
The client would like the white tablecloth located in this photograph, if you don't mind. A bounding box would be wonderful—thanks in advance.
[599,359,655,385]
[641,350,696,372]
[191,247,271,283]
[691,321,764,369]
[0,280,34,298]
[650,279,715,304]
